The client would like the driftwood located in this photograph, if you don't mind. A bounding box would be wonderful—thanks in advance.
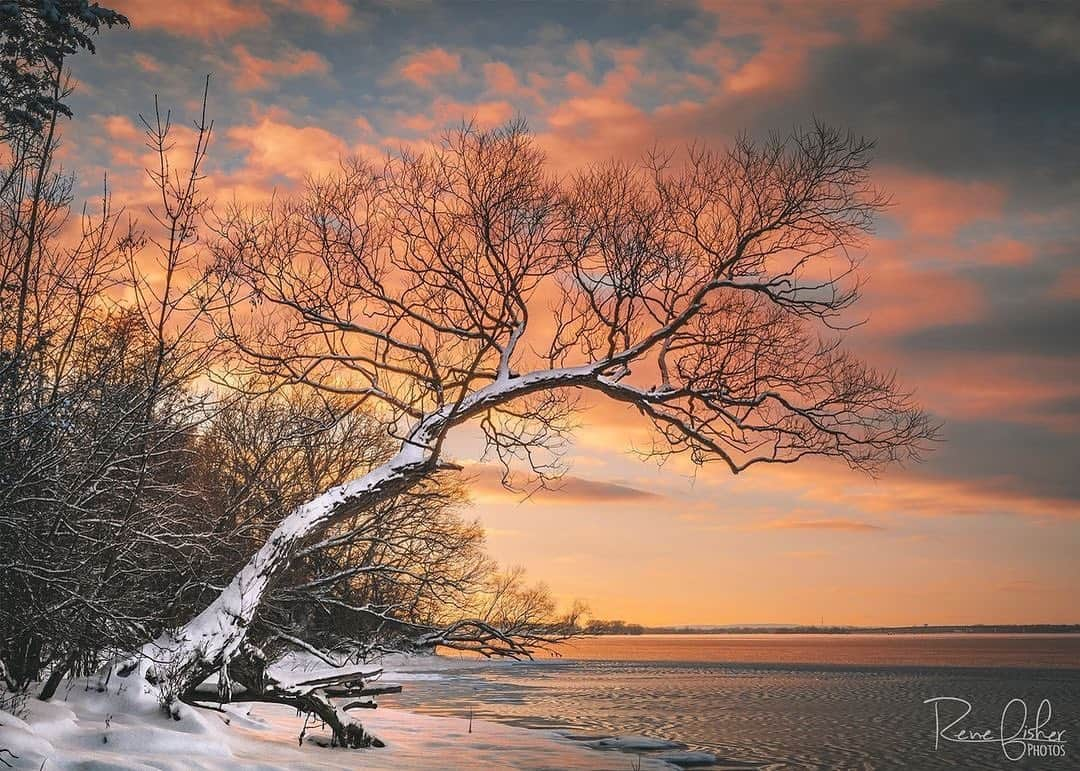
[323,683,402,698]
[341,700,377,711]
[186,650,397,748]
[290,669,382,688]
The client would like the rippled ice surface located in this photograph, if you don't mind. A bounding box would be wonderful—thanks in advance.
[381,635,1080,770]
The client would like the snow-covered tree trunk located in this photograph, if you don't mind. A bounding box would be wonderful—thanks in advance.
[146,435,436,694]
[148,366,602,697]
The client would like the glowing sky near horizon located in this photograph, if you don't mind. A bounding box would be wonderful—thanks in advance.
[58,0,1080,625]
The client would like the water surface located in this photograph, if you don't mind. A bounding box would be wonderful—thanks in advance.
[382,634,1080,769]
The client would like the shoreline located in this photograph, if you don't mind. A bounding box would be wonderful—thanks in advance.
[0,655,692,770]
[0,698,683,770]
[583,625,1080,636]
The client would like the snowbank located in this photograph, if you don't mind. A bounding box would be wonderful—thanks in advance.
[0,658,681,770]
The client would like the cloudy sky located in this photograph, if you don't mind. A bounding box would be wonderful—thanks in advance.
[61,0,1079,625]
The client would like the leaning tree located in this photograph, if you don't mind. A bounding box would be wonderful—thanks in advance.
[131,121,934,744]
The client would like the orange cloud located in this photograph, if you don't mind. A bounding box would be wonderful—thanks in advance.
[87,114,146,169]
[225,112,350,181]
[289,0,351,28]
[124,0,270,39]
[980,238,1034,266]
[437,99,515,128]
[391,99,516,137]
[132,52,162,73]
[893,353,1080,428]
[857,242,986,336]
[124,0,351,39]
[228,44,331,91]
[97,114,141,143]
[398,48,462,89]
[546,95,640,129]
[848,475,1079,520]
[572,41,595,73]
[734,456,1080,522]
[880,168,1006,238]
[483,62,518,94]
[556,384,1080,524]
[535,94,665,175]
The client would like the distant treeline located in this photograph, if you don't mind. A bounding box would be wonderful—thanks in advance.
[584,623,1080,636]
[583,620,647,635]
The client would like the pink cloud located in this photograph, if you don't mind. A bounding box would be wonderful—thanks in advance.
[88,115,146,169]
[124,0,352,39]
[132,52,162,73]
[225,112,350,181]
[436,99,515,128]
[227,45,331,91]
[857,241,986,336]
[288,0,351,28]
[398,48,462,89]
[880,168,1007,238]
[392,99,516,137]
[124,0,270,39]
[976,238,1035,266]
[895,353,1080,428]
[572,41,595,73]
[483,61,519,94]
[546,96,641,130]
[97,114,141,143]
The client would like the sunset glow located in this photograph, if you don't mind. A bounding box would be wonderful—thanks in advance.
[60,0,1079,627]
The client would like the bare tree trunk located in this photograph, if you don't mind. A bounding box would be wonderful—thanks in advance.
[38,650,76,700]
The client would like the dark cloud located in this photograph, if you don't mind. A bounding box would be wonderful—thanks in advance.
[467,464,660,504]
[740,2,1080,208]
[924,419,1080,503]
[902,298,1080,357]
[900,239,1080,357]
[1035,395,1080,422]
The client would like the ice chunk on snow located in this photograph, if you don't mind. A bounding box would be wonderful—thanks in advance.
[653,750,719,767]
[588,734,686,751]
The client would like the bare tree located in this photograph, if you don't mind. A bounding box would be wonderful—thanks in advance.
[0,80,221,697]
[130,119,934,746]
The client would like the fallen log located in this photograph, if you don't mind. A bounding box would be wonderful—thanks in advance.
[324,683,402,698]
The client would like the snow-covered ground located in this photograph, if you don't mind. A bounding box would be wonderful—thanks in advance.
[0,655,692,770]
